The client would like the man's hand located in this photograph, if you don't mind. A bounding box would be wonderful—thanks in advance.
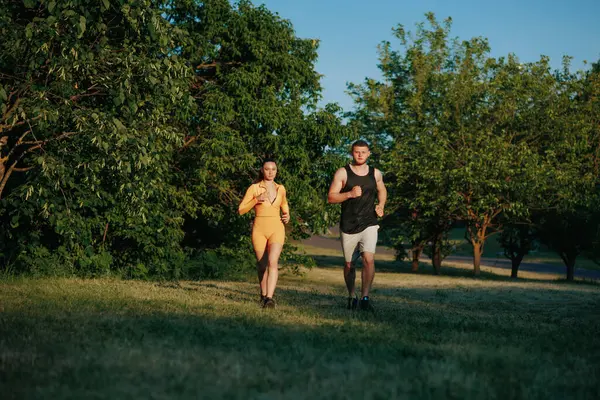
[281,211,290,224]
[349,186,362,199]
[375,204,384,217]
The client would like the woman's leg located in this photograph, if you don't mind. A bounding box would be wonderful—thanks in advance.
[252,234,269,298]
[265,243,283,298]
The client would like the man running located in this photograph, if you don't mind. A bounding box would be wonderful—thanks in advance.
[328,140,387,311]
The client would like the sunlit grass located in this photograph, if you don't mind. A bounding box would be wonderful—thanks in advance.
[1,258,599,399]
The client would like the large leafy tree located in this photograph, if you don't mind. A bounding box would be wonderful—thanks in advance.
[0,0,197,275]
[349,14,568,276]
[165,0,347,252]
[0,0,347,276]
[532,59,600,280]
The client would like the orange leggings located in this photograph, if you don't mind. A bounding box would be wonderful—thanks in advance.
[252,217,285,250]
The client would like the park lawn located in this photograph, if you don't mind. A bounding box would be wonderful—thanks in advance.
[1,256,599,399]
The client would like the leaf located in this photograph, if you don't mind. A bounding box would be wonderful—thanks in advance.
[25,23,34,39]
[0,86,6,102]
[102,0,110,10]
[78,16,87,38]
[48,1,56,12]
[113,91,125,106]
[113,118,127,132]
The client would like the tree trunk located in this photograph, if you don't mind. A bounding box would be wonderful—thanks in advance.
[565,254,576,281]
[432,247,441,275]
[468,223,488,277]
[411,247,422,272]
[559,251,578,281]
[431,234,442,275]
[510,252,525,279]
[473,242,481,276]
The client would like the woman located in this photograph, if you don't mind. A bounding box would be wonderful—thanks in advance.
[238,159,290,308]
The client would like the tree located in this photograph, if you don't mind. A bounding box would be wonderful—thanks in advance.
[498,222,537,278]
[532,60,600,280]
[349,14,552,276]
[166,0,347,253]
[0,0,347,277]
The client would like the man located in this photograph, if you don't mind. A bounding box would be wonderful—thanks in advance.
[328,140,387,311]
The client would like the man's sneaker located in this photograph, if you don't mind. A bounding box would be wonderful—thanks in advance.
[359,296,374,312]
[347,296,358,310]
[263,297,276,309]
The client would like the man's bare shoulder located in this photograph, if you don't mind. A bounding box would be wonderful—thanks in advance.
[333,167,348,179]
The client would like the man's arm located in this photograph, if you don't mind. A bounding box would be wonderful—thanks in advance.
[374,169,387,217]
[328,168,361,204]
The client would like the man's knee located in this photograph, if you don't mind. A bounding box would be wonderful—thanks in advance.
[344,262,355,271]
[362,253,375,265]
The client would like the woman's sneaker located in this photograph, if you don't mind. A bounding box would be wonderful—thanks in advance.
[263,297,276,309]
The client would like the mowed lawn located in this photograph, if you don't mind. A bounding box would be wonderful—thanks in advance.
[1,250,600,399]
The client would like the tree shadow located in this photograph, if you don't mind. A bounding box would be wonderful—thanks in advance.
[2,279,599,399]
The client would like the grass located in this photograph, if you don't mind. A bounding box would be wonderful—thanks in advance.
[1,252,600,399]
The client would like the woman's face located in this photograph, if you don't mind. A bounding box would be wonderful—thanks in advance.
[263,162,277,181]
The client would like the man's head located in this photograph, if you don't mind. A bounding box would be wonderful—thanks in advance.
[351,140,371,166]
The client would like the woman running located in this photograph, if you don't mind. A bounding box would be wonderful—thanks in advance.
[238,159,290,308]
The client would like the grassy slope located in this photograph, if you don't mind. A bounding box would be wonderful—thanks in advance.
[1,253,599,399]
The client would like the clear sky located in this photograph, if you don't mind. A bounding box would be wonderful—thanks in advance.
[252,0,600,112]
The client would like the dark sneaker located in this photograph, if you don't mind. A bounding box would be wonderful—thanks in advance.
[359,297,374,312]
[347,296,358,310]
[263,297,276,309]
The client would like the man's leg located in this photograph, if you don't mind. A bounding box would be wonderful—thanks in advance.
[360,252,375,298]
[358,225,378,310]
[344,261,356,298]
[341,231,360,309]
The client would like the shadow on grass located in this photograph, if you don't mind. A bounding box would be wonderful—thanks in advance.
[2,279,600,400]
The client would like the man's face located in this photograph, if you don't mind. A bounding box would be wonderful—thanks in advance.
[352,146,370,165]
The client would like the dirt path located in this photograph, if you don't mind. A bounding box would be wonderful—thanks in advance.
[300,235,600,281]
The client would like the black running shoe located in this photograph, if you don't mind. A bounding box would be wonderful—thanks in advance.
[347,296,358,310]
[359,297,374,312]
[263,297,276,309]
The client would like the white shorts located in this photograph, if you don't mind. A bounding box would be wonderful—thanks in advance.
[340,225,379,263]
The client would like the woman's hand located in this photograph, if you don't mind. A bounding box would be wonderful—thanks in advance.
[281,211,290,224]
[256,192,267,203]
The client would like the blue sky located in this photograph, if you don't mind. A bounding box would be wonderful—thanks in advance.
[252,0,600,111]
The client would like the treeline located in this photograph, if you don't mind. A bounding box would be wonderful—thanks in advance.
[348,14,600,280]
[1,3,598,280]
[0,0,347,278]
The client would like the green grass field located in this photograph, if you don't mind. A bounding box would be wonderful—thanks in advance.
[1,250,599,399]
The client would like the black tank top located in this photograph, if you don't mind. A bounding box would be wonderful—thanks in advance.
[340,164,378,234]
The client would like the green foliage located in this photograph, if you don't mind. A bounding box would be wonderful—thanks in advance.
[349,13,600,277]
[168,0,348,251]
[0,0,346,278]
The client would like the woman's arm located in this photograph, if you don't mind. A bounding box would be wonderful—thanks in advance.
[281,187,290,223]
[238,185,258,215]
